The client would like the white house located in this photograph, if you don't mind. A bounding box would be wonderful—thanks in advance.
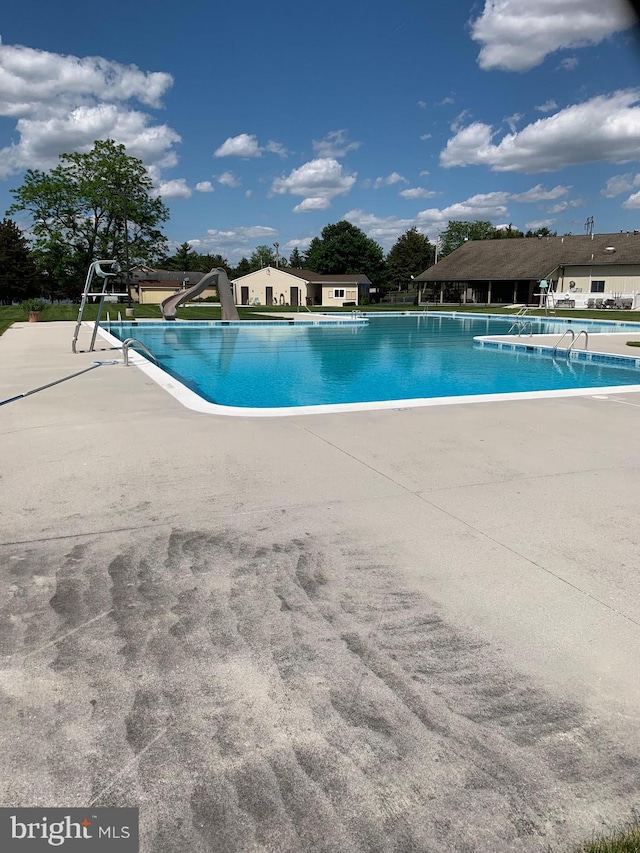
[232,267,371,307]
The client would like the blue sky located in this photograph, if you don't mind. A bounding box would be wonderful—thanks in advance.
[2,0,640,262]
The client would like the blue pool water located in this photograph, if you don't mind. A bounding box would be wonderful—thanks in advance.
[106,314,640,408]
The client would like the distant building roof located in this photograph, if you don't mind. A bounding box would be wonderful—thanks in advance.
[282,267,371,284]
[415,233,640,282]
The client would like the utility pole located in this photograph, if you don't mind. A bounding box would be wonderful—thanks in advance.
[273,242,280,268]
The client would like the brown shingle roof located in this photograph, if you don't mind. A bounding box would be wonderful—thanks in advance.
[414,233,640,282]
[282,268,371,284]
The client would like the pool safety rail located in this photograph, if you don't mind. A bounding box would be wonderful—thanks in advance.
[550,329,590,357]
[122,338,158,366]
[507,320,534,336]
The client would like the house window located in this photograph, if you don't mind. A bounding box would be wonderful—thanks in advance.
[333,289,345,298]
[590,280,605,293]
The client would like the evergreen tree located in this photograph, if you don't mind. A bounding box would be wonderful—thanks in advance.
[288,247,304,268]
[386,227,434,290]
[0,219,38,304]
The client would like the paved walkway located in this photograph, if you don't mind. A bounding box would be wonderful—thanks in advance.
[2,321,640,852]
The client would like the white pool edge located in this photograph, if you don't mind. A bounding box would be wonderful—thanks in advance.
[95,323,640,418]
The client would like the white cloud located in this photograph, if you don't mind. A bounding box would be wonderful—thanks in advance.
[525,219,556,229]
[535,99,558,113]
[420,133,432,140]
[0,41,172,113]
[399,187,437,200]
[601,173,640,197]
[417,100,427,109]
[153,178,191,199]
[293,197,331,212]
[416,191,511,225]
[195,181,214,192]
[373,172,408,188]
[547,198,583,214]
[0,41,179,180]
[265,140,288,157]
[440,90,640,173]
[271,158,356,212]
[214,133,262,158]
[213,133,286,159]
[284,237,312,251]
[510,183,570,202]
[451,110,471,132]
[622,191,640,209]
[471,0,635,72]
[312,130,361,158]
[504,112,522,132]
[344,209,417,247]
[558,56,578,71]
[217,171,240,188]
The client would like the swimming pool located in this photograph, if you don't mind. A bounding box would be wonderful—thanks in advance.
[103,313,640,412]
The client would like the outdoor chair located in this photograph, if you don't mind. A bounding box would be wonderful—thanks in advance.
[595,299,604,309]
[587,298,595,308]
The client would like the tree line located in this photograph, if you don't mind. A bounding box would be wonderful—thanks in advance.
[0,139,554,305]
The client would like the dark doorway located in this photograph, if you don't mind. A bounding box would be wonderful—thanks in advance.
[241,286,249,305]
[290,286,299,306]
[265,286,273,306]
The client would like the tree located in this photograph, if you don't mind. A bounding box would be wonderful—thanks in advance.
[232,257,252,278]
[288,247,304,268]
[438,220,500,257]
[494,223,524,239]
[8,139,169,297]
[161,243,230,273]
[0,219,38,304]
[386,227,434,290]
[304,220,386,283]
[249,245,277,271]
[525,226,556,238]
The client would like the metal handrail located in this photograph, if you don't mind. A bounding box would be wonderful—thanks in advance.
[567,330,589,353]
[551,329,575,356]
[507,320,534,336]
[122,338,158,366]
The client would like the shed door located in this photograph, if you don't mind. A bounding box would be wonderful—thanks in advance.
[290,286,299,306]
[265,286,273,306]
[241,286,249,305]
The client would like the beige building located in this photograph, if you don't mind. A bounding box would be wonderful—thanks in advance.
[232,267,371,307]
[415,232,640,307]
[129,268,218,305]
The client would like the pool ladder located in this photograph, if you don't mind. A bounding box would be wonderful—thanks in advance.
[551,329,588,358]
[507,320,534,336]
[121,338,158,366]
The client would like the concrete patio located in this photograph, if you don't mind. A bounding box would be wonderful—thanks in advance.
[1,321,639,852]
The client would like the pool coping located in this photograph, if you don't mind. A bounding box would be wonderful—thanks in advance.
[95,318,640,418]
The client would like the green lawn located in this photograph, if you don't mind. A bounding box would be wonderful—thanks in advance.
[2,302,640,337]
[573,817,640,852]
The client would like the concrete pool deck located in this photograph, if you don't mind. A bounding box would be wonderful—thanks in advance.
[2,320,640,852]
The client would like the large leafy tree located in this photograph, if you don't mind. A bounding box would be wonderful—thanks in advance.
[8,139,169,297]
[386,227,434,290]
[304,220,385,283]
[438,220,500,257]
[0,219,38,304]
[249,244,278,271]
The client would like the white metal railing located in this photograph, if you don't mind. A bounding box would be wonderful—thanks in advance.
[122,338,158,366]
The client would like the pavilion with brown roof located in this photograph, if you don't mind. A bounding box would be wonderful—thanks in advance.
[414,232,640,305]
